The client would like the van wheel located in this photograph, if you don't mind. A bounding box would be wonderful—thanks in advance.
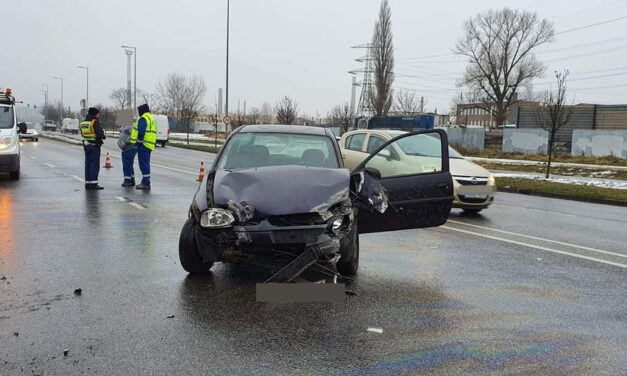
[179,218,213,274]
[161,141,167,147]
[9,169,20,180]
[337,222,359,276]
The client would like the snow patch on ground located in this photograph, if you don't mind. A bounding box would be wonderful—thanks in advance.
[493,172,627,190]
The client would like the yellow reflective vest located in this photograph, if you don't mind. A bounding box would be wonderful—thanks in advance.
[80,120,96,141]
[130,112,157,151]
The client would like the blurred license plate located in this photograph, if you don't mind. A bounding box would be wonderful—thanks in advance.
[464,194,488,199]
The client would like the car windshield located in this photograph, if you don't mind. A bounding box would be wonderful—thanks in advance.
[0,106,14,129]
[448,146,464,159]
[217,132,340,170]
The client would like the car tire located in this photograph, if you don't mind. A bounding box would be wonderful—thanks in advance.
[463,208,482,214]
[337,222,359,276]
[161,141,166,147]
[9,169,19,180]
[34,138,38,142]
[179,218,213,274]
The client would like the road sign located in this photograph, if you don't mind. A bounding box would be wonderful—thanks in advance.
[223,116,232,125]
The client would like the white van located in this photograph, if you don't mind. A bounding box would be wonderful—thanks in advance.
[153,114,170,147]
[62,118,79,134]
[0,89,20,180]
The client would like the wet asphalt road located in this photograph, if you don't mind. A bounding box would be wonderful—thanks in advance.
[1,138,626,375]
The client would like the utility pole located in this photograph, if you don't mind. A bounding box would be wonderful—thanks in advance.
[42,84,48,110]
[225,0,230,133]
[350,76,357,116]
[77,66,89,110]
[122,45,137,111]
[53,76,63,118]
[125,49,133,109]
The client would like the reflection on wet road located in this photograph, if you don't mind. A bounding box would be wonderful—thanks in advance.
[0,139,625,375]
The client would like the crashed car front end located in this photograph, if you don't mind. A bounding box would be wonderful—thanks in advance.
[189,166,355,276]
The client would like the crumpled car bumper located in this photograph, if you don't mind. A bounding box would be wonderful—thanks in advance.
[194,219,342,265]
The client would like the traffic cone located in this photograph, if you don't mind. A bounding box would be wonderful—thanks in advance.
[104,152,113,168]
[197,162,205,181]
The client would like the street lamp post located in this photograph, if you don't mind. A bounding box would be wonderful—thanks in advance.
[225,0,230,133]
[42,84,48,109]
[77,66,89,109]
[121,45,137,111]
[53,76,63,119]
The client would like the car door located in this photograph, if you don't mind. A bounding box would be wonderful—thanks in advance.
[341,132,369,171]
[352,129,454,234]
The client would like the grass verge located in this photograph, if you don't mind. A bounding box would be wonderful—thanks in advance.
[168,142,220,154]
[454,146,627,167]
[39,133,82,146]
[476,161,627,181]
[496,177,627,205]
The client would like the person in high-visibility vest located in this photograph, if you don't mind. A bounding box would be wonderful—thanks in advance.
[80,107,106,190]
[130,103,157,190]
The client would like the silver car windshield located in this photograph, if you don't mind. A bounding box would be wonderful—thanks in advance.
[217,132,340,170]
[0,106,14,129]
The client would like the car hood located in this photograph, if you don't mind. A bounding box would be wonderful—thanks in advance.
[212,165,350,218]
[450,158,490,177]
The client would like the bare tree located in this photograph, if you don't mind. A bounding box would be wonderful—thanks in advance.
[260,102,274,124]
[370,0,395,116]
[329,102,354,134]
[454,8,554,127]
[394,90,421,116]
[248,107,261,124]
[155,72,207,144]
[109,88,127,110]
[534,70,573,178]
[275,96,298,125]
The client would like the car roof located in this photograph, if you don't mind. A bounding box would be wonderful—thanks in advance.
[238,124,330,136]
[344,129,406,138]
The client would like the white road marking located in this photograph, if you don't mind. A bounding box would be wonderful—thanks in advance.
[115,196,146,210]
[44,163,55,168]
[69,175,84,182]
[447,220,627,259]
[29,156,37,160]
[441,225,627,269]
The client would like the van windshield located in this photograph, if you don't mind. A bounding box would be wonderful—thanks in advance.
[0,106,14,129]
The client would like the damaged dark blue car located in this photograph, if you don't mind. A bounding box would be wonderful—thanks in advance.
[180,125,453,282]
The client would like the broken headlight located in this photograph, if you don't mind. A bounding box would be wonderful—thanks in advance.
[327,217,346,235]
[200,208,236,228]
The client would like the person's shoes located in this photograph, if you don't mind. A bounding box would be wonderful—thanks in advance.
[92,184,104,190]
[121,182,135,187]
[135,184,151,190]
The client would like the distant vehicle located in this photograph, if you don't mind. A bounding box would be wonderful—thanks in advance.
[18,121,39,142]
[42,120,57,132]
[340,129,496,213]
[352,115,435,132]
[154,114,170,147]
[0,88,20,179]
[61,118,79,134]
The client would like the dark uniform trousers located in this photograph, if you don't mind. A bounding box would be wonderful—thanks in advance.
[84,143,101,187]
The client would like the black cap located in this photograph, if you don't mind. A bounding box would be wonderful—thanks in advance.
[88,107,99,116]
[137,103,150,116]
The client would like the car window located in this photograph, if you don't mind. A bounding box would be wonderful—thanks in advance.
[346,133,366,152]
[217,132,339,170]
[0,106,14,129]
[365,133,443,178]
[367,135,387,153]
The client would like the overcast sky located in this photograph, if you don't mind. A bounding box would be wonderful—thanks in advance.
[3,0,627,118]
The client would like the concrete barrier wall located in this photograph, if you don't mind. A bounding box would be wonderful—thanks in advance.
[441,127,485,149]
[503,129,548,154]
[572,130,627,158]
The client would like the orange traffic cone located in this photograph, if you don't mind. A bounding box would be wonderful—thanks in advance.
[104,152,113,168]
[197,162,205,181]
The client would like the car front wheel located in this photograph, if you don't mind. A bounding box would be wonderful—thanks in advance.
[337,222,359,276]
[9,169,19,180]
[179,218,213,274]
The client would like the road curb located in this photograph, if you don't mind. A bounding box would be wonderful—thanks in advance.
[497,186,627,207]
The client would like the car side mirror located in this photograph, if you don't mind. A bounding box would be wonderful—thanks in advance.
[365,167,381,180]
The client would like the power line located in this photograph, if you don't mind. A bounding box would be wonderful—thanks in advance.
[555,15,627,35]
[537,35,627,54]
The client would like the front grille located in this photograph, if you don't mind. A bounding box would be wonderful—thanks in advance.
[267,213,325,226]
[454,176,488,186]
[459,196,489,203]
